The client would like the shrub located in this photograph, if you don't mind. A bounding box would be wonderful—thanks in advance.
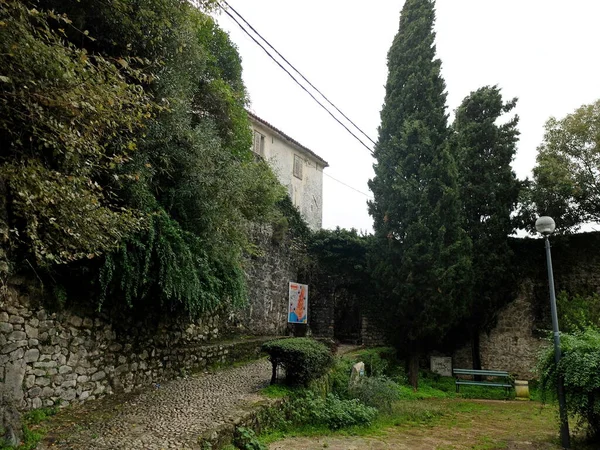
[266,391,377,432]
[312,394,377,430]
[232,427,266,450]
[349,376,400,413]
[262,338,333,386]
[538,326,600,441]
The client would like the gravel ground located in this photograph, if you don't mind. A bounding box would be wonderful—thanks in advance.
[40,359,272,450]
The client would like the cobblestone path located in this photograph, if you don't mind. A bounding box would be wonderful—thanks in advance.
[40,359,272,450]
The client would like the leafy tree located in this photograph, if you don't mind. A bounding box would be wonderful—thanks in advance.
[2,0,286,315]
[530,99,600,231]
[450,86,521,371]
[367,0,471,389]
[0,0,155,265]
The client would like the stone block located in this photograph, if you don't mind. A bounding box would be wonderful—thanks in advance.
[68,315,83,328]
[114,364,129,375]
[41,387,54,398]
[35,377,51,387]
[27,386,42,398]
[0,322,12,333]
[8,330,27,341]
[58,365,72,375]
[8,316,24,325]
[3,361,26,404]
[25,374,36,389]
[91,370,106,382]
[9,348,24,361]
[33,361,57,369]
[24,349,40,363]
[60,388,76,401]
[25,324,38,339]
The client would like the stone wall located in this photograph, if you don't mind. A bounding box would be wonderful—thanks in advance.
[360,316,387,347]
[0,225,300,412]
[240,224,299,336]
[308,288,334,339]
[453,232,600,379]
[453,280,548,379]
[0,281,275,410]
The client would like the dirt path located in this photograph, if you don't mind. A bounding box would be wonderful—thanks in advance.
[37,359,272,450]
[270,399,562,450]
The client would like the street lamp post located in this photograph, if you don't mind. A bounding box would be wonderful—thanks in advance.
[535,216,570,449]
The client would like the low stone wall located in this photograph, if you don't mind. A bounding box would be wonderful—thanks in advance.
[0,281,277,411]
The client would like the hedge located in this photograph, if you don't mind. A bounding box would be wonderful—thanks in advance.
[262,338,334,386]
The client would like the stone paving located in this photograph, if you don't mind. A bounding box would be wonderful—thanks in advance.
[39,359,272,450]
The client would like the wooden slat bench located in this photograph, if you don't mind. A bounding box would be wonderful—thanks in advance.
[453,368,513,394]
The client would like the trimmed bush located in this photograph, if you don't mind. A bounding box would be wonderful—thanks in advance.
[262,338,334,386]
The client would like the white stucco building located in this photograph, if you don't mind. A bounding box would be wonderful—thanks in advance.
[248,112,328,231]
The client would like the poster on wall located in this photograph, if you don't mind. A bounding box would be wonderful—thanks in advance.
[288,282,308,324]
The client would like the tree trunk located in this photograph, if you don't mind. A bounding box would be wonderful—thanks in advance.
[270,360,277,385]
[407,349,419,391]
[471,328,482,381]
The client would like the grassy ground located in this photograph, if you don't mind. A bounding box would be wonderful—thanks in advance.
[267,398,563,449]
[259,347,594,450]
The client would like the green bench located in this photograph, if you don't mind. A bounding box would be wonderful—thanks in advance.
[453,368,513,394]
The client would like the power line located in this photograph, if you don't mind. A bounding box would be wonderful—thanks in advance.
[216,2,375,156]
[221,0,377,147]
[324,172,373,199]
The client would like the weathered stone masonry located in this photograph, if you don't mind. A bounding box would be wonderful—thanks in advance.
[0,225,300,411]
[453,233,600,379]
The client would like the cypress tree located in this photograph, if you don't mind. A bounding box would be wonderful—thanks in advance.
[451,86,521,371]
[368,0,471,389]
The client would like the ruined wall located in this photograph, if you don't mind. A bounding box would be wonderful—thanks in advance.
[453,280,548,379]
[453,232,600,379]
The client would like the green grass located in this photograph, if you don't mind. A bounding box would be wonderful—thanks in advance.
[0,406,59,450]
[260,383,302,398]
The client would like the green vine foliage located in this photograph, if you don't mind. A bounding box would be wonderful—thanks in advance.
[2,0,286,315]
[0,0,155,265]
[538,327,600,441]
[557,291,600,333]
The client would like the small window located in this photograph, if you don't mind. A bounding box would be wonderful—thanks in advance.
[252,131,265,157]
[293,154,303,179]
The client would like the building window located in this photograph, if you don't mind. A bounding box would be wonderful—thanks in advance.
[252,131,265,157]
[293,154,303,179]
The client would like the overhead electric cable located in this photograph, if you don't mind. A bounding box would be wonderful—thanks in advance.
[324,172,373,199]
[216,2,375,156]
[221,0,377,147]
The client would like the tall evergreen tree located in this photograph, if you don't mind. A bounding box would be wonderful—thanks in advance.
[450,86,521,370]
[368,0,471,389]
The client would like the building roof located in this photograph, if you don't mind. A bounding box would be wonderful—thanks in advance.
[247,111,329,168]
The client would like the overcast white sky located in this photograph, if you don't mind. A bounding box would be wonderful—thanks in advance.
[215,1,600,233]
